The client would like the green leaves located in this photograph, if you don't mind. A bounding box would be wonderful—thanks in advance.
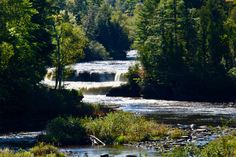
[0,42,14,70]
[60,23,87,65]
[135,0,236,99]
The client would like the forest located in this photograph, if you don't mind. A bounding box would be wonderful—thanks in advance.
[134,0,236,101]
[1,0,236,156]
[0,0,236,131]
[0,0,139,130]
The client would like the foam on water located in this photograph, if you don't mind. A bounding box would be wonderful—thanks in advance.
[83,95,236,125]
[43,50,236,125]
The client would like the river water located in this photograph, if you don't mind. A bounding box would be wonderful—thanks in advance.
[41,50,236,156]
[43,50,236,126]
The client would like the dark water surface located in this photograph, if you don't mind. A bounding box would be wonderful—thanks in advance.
[60,146,159,157]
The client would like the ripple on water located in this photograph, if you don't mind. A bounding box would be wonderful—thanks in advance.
[60,146,159,157]
[83,95,236,126]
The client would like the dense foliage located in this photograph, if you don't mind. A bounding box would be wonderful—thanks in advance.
[0,0,58,130]
[1,0,236,135]
[135,0,236,101]
[45,117,87,145]
[56,0,137,60]
[0,0,139,131]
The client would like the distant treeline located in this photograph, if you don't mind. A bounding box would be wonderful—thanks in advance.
[134,0,236,101]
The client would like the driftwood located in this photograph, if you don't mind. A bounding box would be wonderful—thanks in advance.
[89,135,106,146]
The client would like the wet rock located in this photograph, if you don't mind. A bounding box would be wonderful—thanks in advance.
[83,152,89,157]
[126,155,137,157]
[176,139,185,143]
[177,124,189,129]
[190,124,197,130]
[195,129,207,132]
[181,136,189,139]
[100,154,109,157]
[107,84,141,97]
[199,125,208,129]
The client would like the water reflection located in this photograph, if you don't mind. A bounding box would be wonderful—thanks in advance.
[60,146,159,157]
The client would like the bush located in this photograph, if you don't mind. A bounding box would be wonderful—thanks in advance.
[201,135,236,157]
[163,145,200,157]
[30,143,64,157]
[0,149,32,157]
[228,67,236,83]
[126,64,142,86]
[28,88,84,116]
[0,86,85,133]
[163,133,236,157]
[82,111,169,144]
[44,117,87,145]
[169,128,186,139]
[0,143,65,157]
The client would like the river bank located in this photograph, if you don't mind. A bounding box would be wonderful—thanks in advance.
[4,50,234,156]
[0,123,234,157]
[42,51,236,127]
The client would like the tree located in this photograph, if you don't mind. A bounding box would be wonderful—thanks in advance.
[135,0,236,100]
[224,1,236,69]
[0,0,55,110]
[136,0,187,86]
[95,2,130,59]
[53,12,87,89]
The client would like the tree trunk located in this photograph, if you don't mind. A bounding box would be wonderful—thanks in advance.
[54,24,62,90]
[173,0,177,52]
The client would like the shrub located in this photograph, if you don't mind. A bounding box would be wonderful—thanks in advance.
[30,143,64,156]
[82,111,169,144]
[0,143,65,157]
[126,64,142,86]
[228,67,236,83]
[45,117,87,145]
[168,128,186,139]
[163,145,200,157]
[29,88,84,116]
[0,150,32,157]
[163,133,236,157]
[0,86,85,132]
[201,135,236,157]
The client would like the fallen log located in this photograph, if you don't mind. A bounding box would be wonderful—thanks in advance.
[89,135,106,146]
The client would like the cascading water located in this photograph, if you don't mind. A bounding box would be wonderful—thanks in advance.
[43,50,137,95]
[5,50,235,157]
[43,50,236,125]
[114,71,127,82]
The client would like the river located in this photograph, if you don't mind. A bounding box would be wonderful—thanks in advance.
[39,50,236,156]
[43,50,236,126]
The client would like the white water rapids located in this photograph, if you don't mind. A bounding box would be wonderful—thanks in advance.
[43,50,236,125]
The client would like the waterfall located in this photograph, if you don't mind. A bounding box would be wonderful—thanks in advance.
[43,50,137,95]
[114,71,127,82]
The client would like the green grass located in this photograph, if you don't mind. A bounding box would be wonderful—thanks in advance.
[82,111,171,144]
[163,131,236,157]
[43,111,185,145]
[201,134,236,157]
[0,143,65,157]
